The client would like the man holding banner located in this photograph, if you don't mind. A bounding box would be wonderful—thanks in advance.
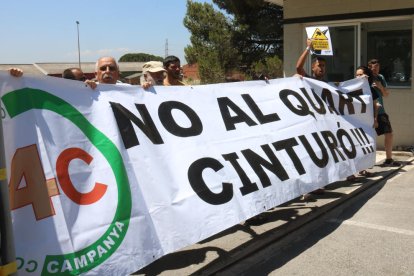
[296,38,326,81]
[296,38,328,196]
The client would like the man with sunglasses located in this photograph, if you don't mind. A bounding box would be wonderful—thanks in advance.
[84,56,123,89]
[62,67,86,81]
[95,56,120,84]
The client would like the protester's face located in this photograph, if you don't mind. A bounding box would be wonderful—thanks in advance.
[72,69,86,81]
[312,60,326,80]
[96,57,119,84]
[355,69,366,78]
[166,61,181,79]
[149,71,165,85]
[369,62,380,76]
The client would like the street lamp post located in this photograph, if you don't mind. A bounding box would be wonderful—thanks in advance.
[76,21,81,69]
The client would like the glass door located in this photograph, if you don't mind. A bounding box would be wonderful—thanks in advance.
[323,25,358,82]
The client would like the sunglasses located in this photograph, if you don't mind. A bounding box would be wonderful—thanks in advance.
[78,76,86,81]
[99,65,118,72]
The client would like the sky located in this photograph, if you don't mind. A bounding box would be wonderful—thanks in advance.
[0,0,215,65]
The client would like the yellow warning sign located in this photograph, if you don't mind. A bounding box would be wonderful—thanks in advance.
[311,28,330,51]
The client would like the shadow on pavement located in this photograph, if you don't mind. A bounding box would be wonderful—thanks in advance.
[237,179,389,275]
[134,157,412,275]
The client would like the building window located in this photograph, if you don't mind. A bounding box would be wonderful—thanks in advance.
[323,25,358,82]
[365,20,412,88]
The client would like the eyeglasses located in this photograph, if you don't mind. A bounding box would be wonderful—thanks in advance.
[99,65,118,72]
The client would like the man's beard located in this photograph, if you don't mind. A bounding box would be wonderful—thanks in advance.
[147,74,164,85]
[154,78,164,85]
[172,71,182,80]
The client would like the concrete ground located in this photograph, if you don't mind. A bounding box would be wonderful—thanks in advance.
[133,151,414,275]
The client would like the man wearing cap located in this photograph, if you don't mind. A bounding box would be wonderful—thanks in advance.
[141,61,166,89]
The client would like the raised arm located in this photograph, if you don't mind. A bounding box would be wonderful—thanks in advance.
[296,39,313,77]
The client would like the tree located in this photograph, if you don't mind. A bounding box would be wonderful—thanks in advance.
[119,53,163,62]
[184,0,283,83]
[251,56,283,79]
[213,0,283,65]
[184,1,240,84]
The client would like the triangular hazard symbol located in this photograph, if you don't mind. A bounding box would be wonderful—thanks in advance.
[311,28,328,40]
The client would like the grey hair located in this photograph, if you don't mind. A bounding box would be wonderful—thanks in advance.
[95,57,120,72]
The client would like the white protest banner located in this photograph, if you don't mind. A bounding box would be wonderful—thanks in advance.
[0,73,375,275]
[306,26,333,56]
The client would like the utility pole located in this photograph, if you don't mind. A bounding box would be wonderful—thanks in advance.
[76,21,81,69]
[165,39,168,58]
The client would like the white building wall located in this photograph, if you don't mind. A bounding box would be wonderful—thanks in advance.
[282,1,414,149]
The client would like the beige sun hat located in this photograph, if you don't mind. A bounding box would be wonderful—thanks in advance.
[142,61,166,73]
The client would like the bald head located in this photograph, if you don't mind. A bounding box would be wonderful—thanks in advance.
[95,57,120,84]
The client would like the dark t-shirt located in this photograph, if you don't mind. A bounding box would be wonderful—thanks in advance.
[373,74,387,114]
[370,87,379,101]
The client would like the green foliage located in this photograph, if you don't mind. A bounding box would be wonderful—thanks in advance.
[251,56,283,79]
[213,0,283,64]
[119,53,163,62]
[184,0,283,83]
[198,51,226,84]
[184,1,239,84]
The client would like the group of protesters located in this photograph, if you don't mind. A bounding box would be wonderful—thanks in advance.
[8,43,400,179]
[294,38,400,201]
[8,55,186,89]
[5,41,402,230]
[296,38,399,168]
